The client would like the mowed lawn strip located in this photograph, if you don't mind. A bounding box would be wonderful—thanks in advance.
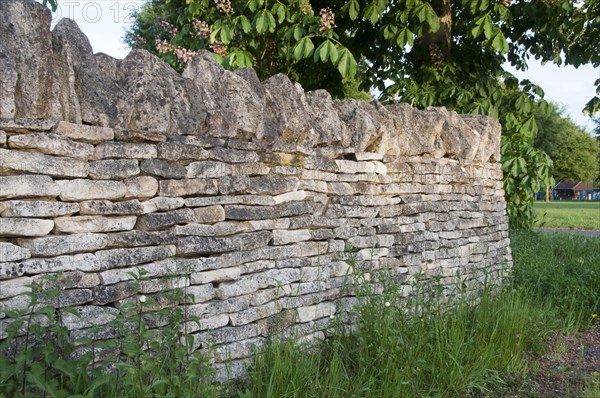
[534,201,600,230]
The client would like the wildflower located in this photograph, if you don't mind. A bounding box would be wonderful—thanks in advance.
[193,20,210,39]
[158,19,178,36]
[385,301,391,307]
[319,7,336,32]
[577,258,584,264]
[593,314,598,319]
[214,0,232,14]
[155,38,171,54]
[210,40,227,56]
[139,295,147,303]
[173,46,198,65]
[299,0,314,16]
[132,34,146,47]
[329,314,335,320]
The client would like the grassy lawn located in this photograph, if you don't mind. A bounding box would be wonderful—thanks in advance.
[534,201,600,230]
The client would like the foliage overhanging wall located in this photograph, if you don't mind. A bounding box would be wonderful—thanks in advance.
[0,0,511,379]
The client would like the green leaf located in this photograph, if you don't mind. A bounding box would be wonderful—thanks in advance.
[364,4,379,24]
[248,0,257,12]
[349,0,360,20]
[489,29,509,54]
[315,41,329,63]
[267,11,276,32]
[255,11,269,34]
[337,47,357,78]
[397,27,414,48]
[327,41,338,64]
[293,25,304,41]
[220,25,233,45]
[239,16,252,33]
[294,37,314,60]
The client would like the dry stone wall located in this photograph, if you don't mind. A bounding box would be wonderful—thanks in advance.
[0,0,511,380]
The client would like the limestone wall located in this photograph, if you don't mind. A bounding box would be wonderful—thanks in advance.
[0,0,511,379]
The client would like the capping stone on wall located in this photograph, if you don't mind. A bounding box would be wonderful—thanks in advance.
[0,0,512,381]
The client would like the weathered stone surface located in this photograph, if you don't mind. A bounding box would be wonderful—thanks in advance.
[79,200,143,215]
[194,205,225,224]
[8,133,94,159]
[53,122,114,144]
[62,306,119,330]
[295,301,336,323]
[106,230,177,247]
[99,258,176,285]
[53,215,137,233]
[140,159,187,178]
[157,142,210,162]
[0,276,32,299]
[114,129,167,143]
[186,160,230,178]
[22,253,101,274]
[0,175,60,200]
[191,267,241,285]
[56,179,126,201]
[177,231,272,255]
[158,178,219,197]
[17,233,109,256]
[136,209,195,231]
[0,148,88,177]
[0,218,54,237]
[89,159,140,180]
[0,130,6,147]
[1,200,78,218]
[123,176,159,199]
[272,229,311,245]
[0,262,25,280]
[140,197,184,214]
[0,242,30,262]
[247,177,299,195]
[95,245,176,269]
[175,221,249,236]
[94,142,157,159]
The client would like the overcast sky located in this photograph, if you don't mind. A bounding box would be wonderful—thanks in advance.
[44,0,599,132]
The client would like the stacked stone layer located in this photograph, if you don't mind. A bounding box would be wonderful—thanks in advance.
[0,0,511,381]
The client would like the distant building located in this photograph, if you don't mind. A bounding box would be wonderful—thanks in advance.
[553,180,595,200]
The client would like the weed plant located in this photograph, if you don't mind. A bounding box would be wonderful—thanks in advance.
[0,271,217,398]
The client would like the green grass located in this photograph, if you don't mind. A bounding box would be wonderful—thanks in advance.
[533,201,600,230]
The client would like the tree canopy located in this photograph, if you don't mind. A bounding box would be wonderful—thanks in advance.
[534,103,599,183]
[119,0,599,228]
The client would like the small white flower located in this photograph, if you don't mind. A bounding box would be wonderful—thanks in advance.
[139,295,147,303]
[385,301,391,307]
[329,314,335,320]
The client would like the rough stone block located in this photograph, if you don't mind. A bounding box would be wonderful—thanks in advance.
[17,233,109,257]
[89,159,140,180]
[22,253,101,274]
[209,147,258,163]
[140,158,187,178]
[95,245,176,269]
[191,267,242,285]
[0,148,88,177]
[53,121,114,144]
[8,133,95,159]
[93,142,157,159]
[247,177,299,195]
[177,231,272,255]
[61,306,119,330]
[194,205,225,224]
[123,176,158,199]
[0,276,32,299]
[186,161,230,178]
[0,130,6,147]
[56,179,127,201]
[106,230,177,247]
[1,200,79,218]
[32,271,101,290]
[273,190,307,204]
[92,281,138,305]
[0,262,25,280]
[272,229,311,245]
[158,178,218,197]
[79,200,144,215]
[0,242,30,262]
[157,142,209,161]
[0,175,60,199]
[136,208,195,230]
[175,221,250,236]
[53,215,137,233]
[140,197,184,214]
[295,301,336,323]
[0,218,54,237]
[99,258,177,285]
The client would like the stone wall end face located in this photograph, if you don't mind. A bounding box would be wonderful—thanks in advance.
[0,0,511,383]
